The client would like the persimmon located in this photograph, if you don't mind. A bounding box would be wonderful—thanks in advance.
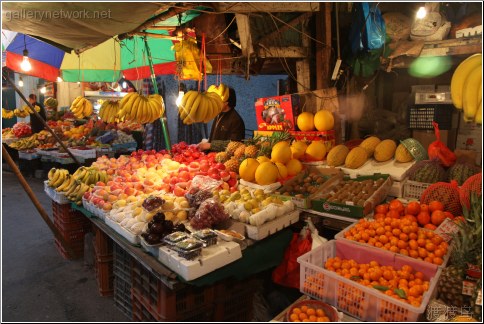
[428,201,444,213]
[405,201,421,216]
[443,211,454,220]
[389,199,405,215]
[375,204,389,214]
[420,203,429,212]
[424,223,437,230]
[431,210,446,226]
[417,212,431,226]
[402,214,417,223]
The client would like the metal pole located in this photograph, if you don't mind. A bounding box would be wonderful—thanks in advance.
[2,70,82,165]
[2,144,79,258]
[143,37,172,151]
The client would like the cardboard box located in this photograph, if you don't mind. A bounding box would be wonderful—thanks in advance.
[255,94,300,131]
[456,118,482,165]
[310,174,393,218]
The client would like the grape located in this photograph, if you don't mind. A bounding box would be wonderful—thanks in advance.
[190,199,229,230]
[142,196,165,211]
[185,189,213,209]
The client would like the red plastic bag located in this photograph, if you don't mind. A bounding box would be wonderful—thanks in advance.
[272,231,312,289]
[428,122,456,167]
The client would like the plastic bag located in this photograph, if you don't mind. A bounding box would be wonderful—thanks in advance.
[349,2,387,54]
[189,175,222,193]
[189,198,229,230]
[272,230,312,289]
[173,38,212,80]
[428,122,456,167]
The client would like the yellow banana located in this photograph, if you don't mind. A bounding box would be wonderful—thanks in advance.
[56,175,72,192]
[451,54,482,110]
[186,92,203,124]
[475,99,482,124]
[146,99,157,123]
[83,100,93,117]
[47,168,56,181]
[52,169,68,188]
[71,96,83,108]
[129,95,142,121]
[119,92,136,109]
[180,90,194,109]
[462,65,482,121]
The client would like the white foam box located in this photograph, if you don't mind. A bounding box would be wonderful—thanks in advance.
[388,178,406,198]
[245,209,300,241]
[105,216,140,245]
[158,241,242,281]
[340,158,415,182]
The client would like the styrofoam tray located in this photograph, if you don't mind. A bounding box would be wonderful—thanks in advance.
[340,159,415,182]
[105,216,140,245]
[82,197,106,220]
[44,180,70,204]
[68,148,96,159]
[140,237,163,258]
[388,178,406,198]
[245,209,300,240]
[239,179,281,193]
[158,240,242,281]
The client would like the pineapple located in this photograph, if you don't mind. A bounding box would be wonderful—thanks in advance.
[225,141,243,157]
[224,158,239,172]
[233,144,246,159]
[244,145,258,158]
[438,193,482,315]
[215,152,229,163]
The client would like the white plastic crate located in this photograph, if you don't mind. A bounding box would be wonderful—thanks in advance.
[44,180,70,204]
[245,209,300,240]
[18,150,39,160]
[105,217,140,245]
[298,240,441,322]
[403,180,431,200]
[68,148,97,159]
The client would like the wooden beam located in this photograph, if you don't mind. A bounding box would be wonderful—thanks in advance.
[214,2,320,13]
[257,46,308,58]
[127,32,181,41]
[297,21,311,93]
[235,14,254,57]
[315,3,332,89]
[259,12,313,44]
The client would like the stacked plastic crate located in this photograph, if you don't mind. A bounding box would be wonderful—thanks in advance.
[113,243,133,319]
[92,224,114,296]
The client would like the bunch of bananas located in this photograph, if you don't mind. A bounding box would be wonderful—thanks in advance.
[117,92,165,124]
[207,83,229,102]
[98,100,121,123]
[178,91,224,125]
[70,96,93,119]
[47,166,110,205]
[2,108,15,119]
[8,136,40,150]
[450,53,482,124]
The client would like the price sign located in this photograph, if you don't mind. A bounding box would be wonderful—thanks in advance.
[434,217,459,242]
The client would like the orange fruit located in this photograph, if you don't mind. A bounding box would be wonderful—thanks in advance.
[386,210,401,219]
[375,204,389,214]
[405,201,421,216]
[434,248,445,258]
[417,212,431,226]
[309,315,317,322]
[300,305,308,313]
[399,233,409,241]
[424,223,437,230]
[420,204,429,212]
[433,257,444,265]
[443,211,455,220]
[374,213,386,221]
[290,313,299,321]
[428,201,444,213]
[316,309,325,317]
[402,214,417,223]
[389,199,405,215]
[306,308,316,316]
[299,313,308,320]
[431,210,446,226]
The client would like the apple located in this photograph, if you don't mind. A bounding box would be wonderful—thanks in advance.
[220,170,230,181]
[189,161,200,170]
[210,173,221,181]
[229,171,238,179]
[179,171,191,182]
[195,171,208,176]
[169,177,180,185]
[229,186,238,193]
[214,163,226,171]
[144,179,154,186]
[178,166,189,173]
[227,178,238,187]
[83,192,91,200]
[173,186,187,197]
[199,163,210,172]
[95,181,106,187]
[124,187,136,196]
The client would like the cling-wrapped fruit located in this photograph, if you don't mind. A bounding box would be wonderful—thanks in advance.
[189,198,229,230]
[407,159,447,183]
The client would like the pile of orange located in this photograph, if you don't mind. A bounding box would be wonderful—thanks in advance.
[344,217,448,265]
[374,199,459,231]
[287,304,331,322]
[324,258,430,307]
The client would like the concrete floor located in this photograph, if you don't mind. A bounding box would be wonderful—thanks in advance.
[1,170,128,322]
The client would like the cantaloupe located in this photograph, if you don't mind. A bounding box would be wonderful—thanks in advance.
[326,145,350,167]
[239,158,259,182]
[255,162,279,185]
[345,147,368,169]
[359,136,381,158]
[271,141,292,164]
[374,139,397,162]
[305,141,326,161]
[395,143,414,163]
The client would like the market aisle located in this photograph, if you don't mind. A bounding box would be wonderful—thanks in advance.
[1,170,128,322]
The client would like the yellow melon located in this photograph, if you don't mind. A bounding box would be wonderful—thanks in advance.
[374,139,397,162]
[359,136,381,158]
[326,145,350,167]
[290,141,308,159]
[255,162,279,185]
[286,159,303,176]
[239,158,260,182]
[296,112,315,131]
[304,141,326,161]
[314,110,334,131]
[256,155,271,164]
[275,162,288,180]
[395,143,414,163]
[271,141,292,164]
[345,147,368,169]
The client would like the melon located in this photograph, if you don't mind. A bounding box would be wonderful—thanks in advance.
[275,162,288,180]
[239,158,260,182]
[359,136,381,158]
[345,147,368,169]
[257,155,271,164]
[286,159,303,176]
[297,112,315,131]
[290,141,308,159]
[305,141,326,161]
[271,141,292,164]
[395,143,414,163]
[374,139,397,162]
[314,110,334,131]
[255,162,279,185]
[326,145,350,167]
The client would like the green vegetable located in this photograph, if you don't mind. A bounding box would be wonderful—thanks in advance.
[373,285,389,291]
[350,276,362,281]
[394,288,407,299]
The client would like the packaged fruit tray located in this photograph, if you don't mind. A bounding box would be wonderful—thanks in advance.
[105,216,140,245]
[334,221,451,268]
[44,180,70,205]
[297,239,442,322]
[245,209,300,240]
[239,179,281,193]
[340,159,415,182]
[140,236,162,258]
[158,240,242,281]
[81,197,106,220]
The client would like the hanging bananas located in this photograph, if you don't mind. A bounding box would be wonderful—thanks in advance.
[116,92,165,124]
[450,53,482,124]
[70,96,93,119]
[2,108,15,119]
[178,90,224,125]
[3,105,41,119]
[207,83,229,102]
[98,100,121,123]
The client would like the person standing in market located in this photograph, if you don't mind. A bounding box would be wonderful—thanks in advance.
[28,94,47,133]
[197,87,245,152]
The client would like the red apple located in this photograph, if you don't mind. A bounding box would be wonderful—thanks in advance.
[214,163,226,171]
[199,163,210,172]
[220,171,230,181]
[189,161,200,170]
[83,192,91,200]
[227,178,238,187]
[173,186,187,197]
[95,181,106,187]
[229,171,238,179]
[179,171,191,182]
[229,186,238,193]
[178,166,189,173]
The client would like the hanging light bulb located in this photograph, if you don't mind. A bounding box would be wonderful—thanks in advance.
[56,76,63,82]
[416,6,427,19]
[122,81,128,89]
[176,90,185,107]
[18,76,24,87]
[77,81,81,85]
[40,86,46,94]
[20,49,32,71]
